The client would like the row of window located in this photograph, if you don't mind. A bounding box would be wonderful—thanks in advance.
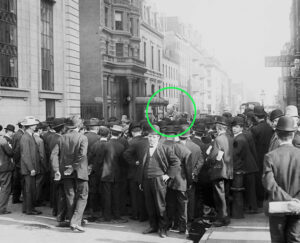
[163,64,178,80]
[143,41,161,71]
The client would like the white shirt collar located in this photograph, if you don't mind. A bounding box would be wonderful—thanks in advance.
[234,132,242,138]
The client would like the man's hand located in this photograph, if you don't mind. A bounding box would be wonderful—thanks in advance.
[162,174,170,183]
[139,184,143,191]
[135,161,140,166]
[88,165,93,175]
[64,165,74,176]
[54,171,61,181]
[30,170,36,176]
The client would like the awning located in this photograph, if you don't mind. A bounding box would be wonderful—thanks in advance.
[135,97,169,106]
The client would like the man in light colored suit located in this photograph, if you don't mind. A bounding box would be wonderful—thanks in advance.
[263,116,300,243]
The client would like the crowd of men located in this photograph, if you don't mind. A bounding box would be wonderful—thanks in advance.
[0,105,299,241]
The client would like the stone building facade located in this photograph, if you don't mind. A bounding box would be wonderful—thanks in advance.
[0,0,81,126]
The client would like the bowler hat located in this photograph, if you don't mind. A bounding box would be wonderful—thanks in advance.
[110,125,123,133]
[231,117,244,127]
[222,112,232,119]
[52,118,66,129]
[108,117,118,123]
[129,121,141,133]
[86,118,100,127]
[254,106,266,117]
[215,116,228,126]
[270,109,284,122]
[164,125,177,134]
[36,122,48,130]
[179,125,190,138]
[276,116,296,132]
[285,105,299,118]
[148,125,160,135]
[193,124,206,133]
[4,124,15,133]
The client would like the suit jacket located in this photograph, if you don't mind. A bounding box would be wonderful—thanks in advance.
[262,144,300,202]
[84,131,100,163]
[12,129,24,167]
[162,140,191,191]
[49,133,62,174]
[208,132,234,180]
[138,141,181,185]
[243,130,258,162]
[51,130,88,181]
[33,134,48,174]
[268,133,280,152]
[20,132,40,175]
[0,135,14,172]
[91,138,125,182]
[251,121,273,171]
[233,133,258,174]
[123,135,149,181]
[185,139,204,182]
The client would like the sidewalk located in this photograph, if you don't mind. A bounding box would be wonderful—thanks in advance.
[200,213,271,243]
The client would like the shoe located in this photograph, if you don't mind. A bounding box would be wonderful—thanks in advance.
[81,219,88,226]
[113,218,128,224]
[56,221,70,228]
[26,210,42,215]
[12,200,23,204]
[0,210,11,215]
[143,227,157,234]
[158,229,167,238]
[70,225,85,233]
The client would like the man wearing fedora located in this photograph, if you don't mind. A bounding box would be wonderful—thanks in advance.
[139,125,181,238]
[123,122,148,221]
[207,116,233,227]
[179,125,204,223]
[33,122,48,206]
[268,109,284,152]
[262,116,300,242]
[162,125,192,234]
[251,106,273,208]
[285,105,300,149]
[232,116,258,214]
[51,116,89,232]
[11,121,25,204]
[84,118,101,221]
[20,116,42,215]
[0,126,14,214]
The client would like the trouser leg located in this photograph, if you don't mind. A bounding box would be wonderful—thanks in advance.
[56,182,67,222]
[70,179,88,226]
[269,215,286,243]
[112,181,121,219]
[102,182,112,221]
[128,179,138,218]
[143,178,158,230]
[187,184,195,222]
[0,172,12,212]
[23,175,36,213]
[12,167,22,202]
[35,173,45,204]
[166,188,177,227]
[244,173,258,211]
[153,176,167,231]
[212,179,228,219]
[63,178,76,221]
[176,190,188,232]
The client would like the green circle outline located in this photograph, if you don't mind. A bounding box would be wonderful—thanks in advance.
[145,86,197,137]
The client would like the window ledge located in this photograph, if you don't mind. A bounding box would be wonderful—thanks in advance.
[0,87,30,100]
[39,90,63,101]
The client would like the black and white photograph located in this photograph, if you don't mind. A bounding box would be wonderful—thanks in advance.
[0,0,300,242]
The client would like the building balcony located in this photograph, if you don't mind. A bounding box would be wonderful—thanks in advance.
[112,0,140,13]
[103,54,146,74]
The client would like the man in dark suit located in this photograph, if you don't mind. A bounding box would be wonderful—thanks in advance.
[268,109,284,152]
[163,125,192,234]
[20,117,42,215]
[94,125,127,223]
[140,125,181,238]
[11,121,24,204]
[232,117,258,213]
[207,116,233,227]
[179,125,204,223]
[84,118,101,221]
[123,122,148,221]
[0,130,14,214]
[262,116,300,242]
[251,106,274,207]
[51,116,88,233]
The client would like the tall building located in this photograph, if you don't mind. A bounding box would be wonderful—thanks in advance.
[139,0,168,119]
[0,0,80,126]
[80,0,147,121]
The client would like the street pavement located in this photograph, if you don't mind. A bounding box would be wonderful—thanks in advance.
[0,200,271,243]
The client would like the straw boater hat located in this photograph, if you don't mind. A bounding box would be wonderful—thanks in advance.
[21,116,39,127]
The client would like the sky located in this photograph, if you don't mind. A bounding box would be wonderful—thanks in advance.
[152,0,292,105]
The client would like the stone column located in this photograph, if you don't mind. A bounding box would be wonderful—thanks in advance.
[127,76,136,121]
